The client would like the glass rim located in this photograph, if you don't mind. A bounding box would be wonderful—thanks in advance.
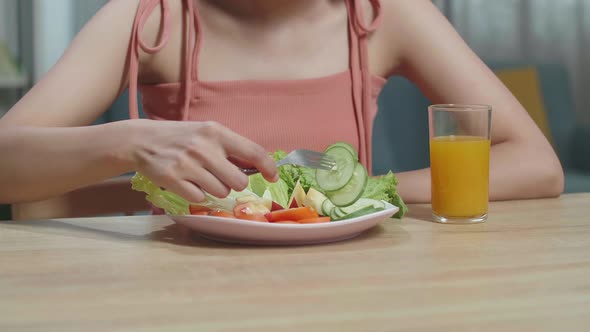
[429,104,491,112]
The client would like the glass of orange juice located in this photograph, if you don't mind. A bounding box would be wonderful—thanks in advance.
[429,104,492,224]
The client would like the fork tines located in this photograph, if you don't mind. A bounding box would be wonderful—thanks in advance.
[294,149,336,169]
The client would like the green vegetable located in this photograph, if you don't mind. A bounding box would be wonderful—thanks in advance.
[131,172,189,215]
[247,173,290,208]
[325,162,368,207]
[361,171,408,218]
[272,147,407,218]
[271,150,297,193]
[268,178,290,208]
[336,206,385,221]
[131,172,257,215]
[316,145,357,192]
[270,150,319,196]
[298,167,321,193]
[247,173,268,197]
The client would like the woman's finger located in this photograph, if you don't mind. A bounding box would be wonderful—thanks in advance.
[219,130,278,182]
[162,179,206,203]
[185,166,231,199]
[205,157,250,192]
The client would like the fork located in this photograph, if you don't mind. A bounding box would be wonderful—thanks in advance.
[240,149,336,175]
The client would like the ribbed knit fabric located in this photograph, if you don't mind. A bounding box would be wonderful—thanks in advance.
[127,0,385,172]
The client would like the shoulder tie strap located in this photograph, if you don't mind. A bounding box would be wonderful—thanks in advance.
[128,0,196,121]
[345,0,382,174]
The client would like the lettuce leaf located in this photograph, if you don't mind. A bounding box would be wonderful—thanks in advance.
[131,172,189,215]
[247,173,290,208]
[270,150,323,196]
[362,171,408,219]
[267,178,290,208]
[298,166,322,194]
[247,173,268,197]
[131,172,258,214]
[271,150,298,194]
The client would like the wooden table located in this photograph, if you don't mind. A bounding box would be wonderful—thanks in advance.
[1,194,589,331]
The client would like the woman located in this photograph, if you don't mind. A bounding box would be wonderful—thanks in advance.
[0,0,563,204]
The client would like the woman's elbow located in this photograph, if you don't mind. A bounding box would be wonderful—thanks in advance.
[537,156,564,198]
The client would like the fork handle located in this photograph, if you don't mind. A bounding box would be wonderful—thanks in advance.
[240,159,284,176]
[239,167,260,176]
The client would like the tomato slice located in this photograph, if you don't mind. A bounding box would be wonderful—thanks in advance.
[190,205,212,215]
[271,201,284,211]
[265,207,319,222]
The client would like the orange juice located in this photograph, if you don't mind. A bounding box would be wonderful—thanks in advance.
[430,135,490,218]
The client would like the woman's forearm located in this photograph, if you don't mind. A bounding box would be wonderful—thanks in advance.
[0,121,138,203]
[485,141,563,200]
[394,168,431,203]
[395,141,564,204]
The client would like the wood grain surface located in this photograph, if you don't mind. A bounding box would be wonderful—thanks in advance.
[1,194,589,331]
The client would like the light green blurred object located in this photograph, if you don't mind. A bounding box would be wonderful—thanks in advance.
[0,42,20,77]
[0,42,20,219]
[0,42,27,90]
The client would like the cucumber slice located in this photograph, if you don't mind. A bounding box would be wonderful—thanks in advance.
[326,162,368,207]
[337,206,385,220]
[328,142,358,160]
[316,146,356,192]
[332,199,382,220]
[338,198,385,214]
[321,199,336,216]
[330,209,343,221]
[332,207,348,219]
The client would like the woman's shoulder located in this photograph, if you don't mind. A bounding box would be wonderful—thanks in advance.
[379,0,437,17]
[98,0,188,83]
[378,0,452,45]
[372,0,455,76]
[110,0,186,63]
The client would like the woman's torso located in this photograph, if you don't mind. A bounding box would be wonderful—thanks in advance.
[128,0,392,170]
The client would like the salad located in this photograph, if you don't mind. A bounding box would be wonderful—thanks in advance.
[131,142,408,224]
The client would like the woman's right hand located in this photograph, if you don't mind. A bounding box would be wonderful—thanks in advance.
[128,119,278,203]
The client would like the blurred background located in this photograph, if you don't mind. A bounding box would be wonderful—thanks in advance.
[0,0,589,210]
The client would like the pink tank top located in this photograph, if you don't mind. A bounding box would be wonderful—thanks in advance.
[127,0,386,173]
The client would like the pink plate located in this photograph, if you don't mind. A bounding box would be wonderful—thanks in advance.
[169,202,399,245]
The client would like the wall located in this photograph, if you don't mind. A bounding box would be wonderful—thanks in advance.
[0,0,108,82]
[74,0,108,32]
[442,0,590,125]
[0,0,19,57]
[32,0,75,80]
